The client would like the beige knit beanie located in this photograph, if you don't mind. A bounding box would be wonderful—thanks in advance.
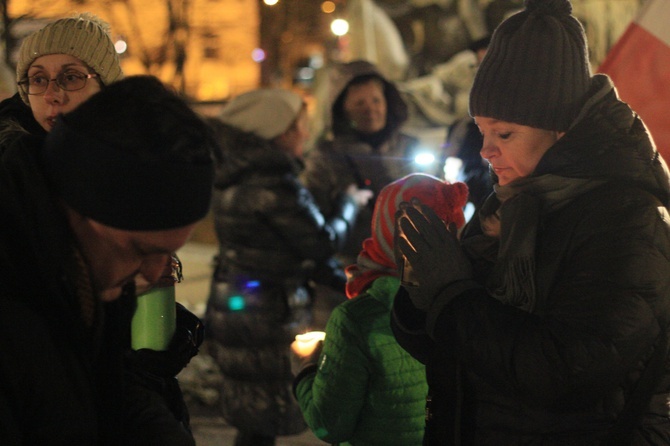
[219,89,304,140]
[17,13,123,104]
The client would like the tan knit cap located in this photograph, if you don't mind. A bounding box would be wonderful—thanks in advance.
[17,13,123,104]
[219,89,304,140]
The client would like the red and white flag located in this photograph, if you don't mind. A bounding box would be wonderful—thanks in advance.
[598,0,670,162]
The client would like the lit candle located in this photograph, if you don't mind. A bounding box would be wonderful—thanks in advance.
[291,331,326,357]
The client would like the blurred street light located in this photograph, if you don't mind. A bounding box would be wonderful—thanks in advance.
[114,38,128,54]
[252,48,266,62]
[321,1,336,14]
[331,18,349,36]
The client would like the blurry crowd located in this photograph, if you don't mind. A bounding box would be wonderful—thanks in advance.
[2,1,670,446]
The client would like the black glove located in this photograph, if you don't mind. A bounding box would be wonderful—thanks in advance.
[127,303,204,378]
[395,199,473,311]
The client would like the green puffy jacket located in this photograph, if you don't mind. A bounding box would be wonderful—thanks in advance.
[294,276,428,445]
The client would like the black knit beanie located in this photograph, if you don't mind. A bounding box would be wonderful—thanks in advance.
[43,76,215,231]
[469,0,592,131]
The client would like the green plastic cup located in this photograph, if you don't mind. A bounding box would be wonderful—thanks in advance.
[131,285,176,351]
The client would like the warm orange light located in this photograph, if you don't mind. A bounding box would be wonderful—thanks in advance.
[321,1,336,13]
[291,331,326,357]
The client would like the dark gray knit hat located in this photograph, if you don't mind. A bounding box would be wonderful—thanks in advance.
[469,0,591,131]
[43,76,214,231]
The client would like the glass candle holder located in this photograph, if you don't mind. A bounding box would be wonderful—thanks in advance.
[291,331,326,357]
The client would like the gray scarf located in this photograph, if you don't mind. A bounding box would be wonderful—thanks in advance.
[468,174,604,311]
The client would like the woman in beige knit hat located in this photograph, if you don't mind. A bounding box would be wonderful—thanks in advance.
[0,12,122,147]
[205,88,372,446]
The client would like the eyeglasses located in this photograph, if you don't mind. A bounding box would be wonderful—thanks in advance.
[18,71,99,95]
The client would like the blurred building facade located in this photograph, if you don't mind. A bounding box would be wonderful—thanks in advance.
[9,0,264,101]
[4,0,645,104]
[6,0,344,102]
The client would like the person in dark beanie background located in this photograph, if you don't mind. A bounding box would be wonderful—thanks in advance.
[391,0,670,444]
[441,35,492,217]
[0,75,215,445]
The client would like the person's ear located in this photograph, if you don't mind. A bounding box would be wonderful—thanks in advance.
[62,201,87,224]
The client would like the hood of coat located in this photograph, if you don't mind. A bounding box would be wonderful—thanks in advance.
[211,121,300,189]
[535,74,670,207]
[0,93,46,153]
[328,60,408,142]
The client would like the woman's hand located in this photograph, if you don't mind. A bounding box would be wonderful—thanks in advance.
[395,198,472,310]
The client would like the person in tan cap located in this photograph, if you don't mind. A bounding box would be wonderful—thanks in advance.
[0,12,123,150]
[204,88,371,446]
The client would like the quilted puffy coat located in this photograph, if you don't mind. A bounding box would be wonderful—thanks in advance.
[295,276,428,445]
[205,122,360,436]
[392,74,670,445]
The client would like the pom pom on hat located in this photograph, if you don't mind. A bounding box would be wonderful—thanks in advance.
[469,0,592,131]
[17,13,123,105]
[219,89,304,140]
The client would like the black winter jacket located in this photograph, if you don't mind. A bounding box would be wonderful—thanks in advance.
[392,75,670,445]
[205,123,359,436]
[210,123,357,285]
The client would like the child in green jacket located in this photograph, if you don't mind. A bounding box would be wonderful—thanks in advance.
[291,173,468,445]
